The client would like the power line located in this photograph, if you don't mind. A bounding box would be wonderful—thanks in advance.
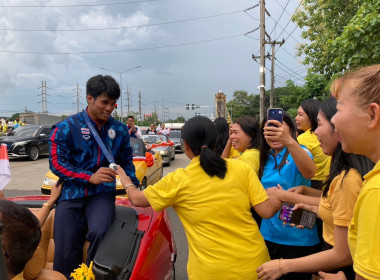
[0,9,245,32]
[275,0,304,41]
[0,32,247,55]
[268,0,290,37]
[275,57,305,80]
[0,0,156,8]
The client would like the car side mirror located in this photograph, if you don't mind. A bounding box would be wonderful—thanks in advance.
[39,133,47,138]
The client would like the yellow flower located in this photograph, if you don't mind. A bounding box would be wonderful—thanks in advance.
[70,261,95,280]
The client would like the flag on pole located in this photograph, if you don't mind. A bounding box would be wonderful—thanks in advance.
[0,144,11,190]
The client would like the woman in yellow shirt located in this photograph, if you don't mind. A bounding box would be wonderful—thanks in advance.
[119,116,281,280]
[320,65,380,280]
[213,117,240,157]
[296,99,330,189]
[222,116,261,175]
[257,97,373,280]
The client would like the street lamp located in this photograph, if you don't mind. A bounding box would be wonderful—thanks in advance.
[100,65,142,121]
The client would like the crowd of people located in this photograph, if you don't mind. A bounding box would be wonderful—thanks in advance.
[0,119,26,134]
[2,64,380,280]
[120,64,380,280]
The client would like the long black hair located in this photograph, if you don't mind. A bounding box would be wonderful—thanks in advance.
[320,97,374,197]
[233,116,260,149]
[182,116,227,178]
[300,98,321,132]
[258,112,297,179]
[213,117,229,156]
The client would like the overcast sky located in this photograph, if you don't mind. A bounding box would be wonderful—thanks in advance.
[0,0,308,120]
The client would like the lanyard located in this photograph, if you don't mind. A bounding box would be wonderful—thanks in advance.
[83,111,115,164]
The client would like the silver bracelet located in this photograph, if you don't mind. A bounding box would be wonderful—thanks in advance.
[125,184,135,192]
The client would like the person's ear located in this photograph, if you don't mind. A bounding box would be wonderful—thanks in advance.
[367,103,380,130]
[86,94,93,104]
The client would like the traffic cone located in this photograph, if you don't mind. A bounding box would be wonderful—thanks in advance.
[0,144,11,190]
[0,144,8,160]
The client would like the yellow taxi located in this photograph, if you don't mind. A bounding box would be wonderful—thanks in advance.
[41,138,163,195]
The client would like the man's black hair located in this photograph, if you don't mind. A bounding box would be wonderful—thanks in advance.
[0,200,41,276]
[86,75,120,100]
[127,116,134,120]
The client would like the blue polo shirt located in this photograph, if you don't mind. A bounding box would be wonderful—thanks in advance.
[260,146,320,246]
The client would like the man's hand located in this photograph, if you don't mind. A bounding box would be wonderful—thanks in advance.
[130,123,136,131]
[89,167,117,185]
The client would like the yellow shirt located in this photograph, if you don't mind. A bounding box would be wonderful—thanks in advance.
[144,157,270,279]
[319,169,362,246]
[2,124,8,133]
[348,161,380,279]
[229,146,241,158]
[297,129,330,181]
[238,148,260,175]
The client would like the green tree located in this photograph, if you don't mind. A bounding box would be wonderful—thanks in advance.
[8,113,20,122]
[227,90,259,120]
[293,0,380,76]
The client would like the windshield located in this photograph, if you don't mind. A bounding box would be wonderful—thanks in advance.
[169,130,181,138]
[130,138,145,157]
[7,126,38,137]
[142,135,167,144]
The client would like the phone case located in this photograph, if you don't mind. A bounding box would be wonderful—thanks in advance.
[278,203,317,229]
[267,108,284,126]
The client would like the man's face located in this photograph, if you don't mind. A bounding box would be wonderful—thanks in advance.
[127,118,134,126]
[150,124,154,129]
[87,93,116,123]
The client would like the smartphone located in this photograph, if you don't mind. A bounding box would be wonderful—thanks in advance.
[267,108,284,127]
[278,203,317,229]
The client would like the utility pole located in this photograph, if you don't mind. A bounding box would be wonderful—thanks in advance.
[76,82,82,113]
[138,91,142,121]
[126,87,131,117]
[266,39,285,108]
[259,0,266,122]
[37,81,48,114]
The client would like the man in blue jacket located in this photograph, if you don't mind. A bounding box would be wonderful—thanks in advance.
[49,75,139,278]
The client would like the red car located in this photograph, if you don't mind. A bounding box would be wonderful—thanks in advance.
[7,195,177,280]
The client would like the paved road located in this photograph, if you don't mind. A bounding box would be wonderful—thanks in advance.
[3,153,190,280]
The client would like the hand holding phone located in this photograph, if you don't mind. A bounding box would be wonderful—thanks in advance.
[278,203,317,229]
[267,108,284,127]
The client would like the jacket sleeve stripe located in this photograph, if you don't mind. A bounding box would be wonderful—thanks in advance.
[50,127,91,181]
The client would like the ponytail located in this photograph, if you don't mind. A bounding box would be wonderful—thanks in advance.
[182,117,227,179]
[199,146,227,179]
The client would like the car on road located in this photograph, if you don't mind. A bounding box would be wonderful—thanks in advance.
[42,138,163,195]
[0,125,52,160]
[142,134,175,166]
[7,195,177,280]
[168,130,184,153]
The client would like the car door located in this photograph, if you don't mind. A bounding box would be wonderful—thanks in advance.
[38,127,52,154]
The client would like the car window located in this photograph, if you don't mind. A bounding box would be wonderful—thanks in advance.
[7,126,38,137]
[40,127,52,136]
[142,135,157,144]
[158,136,167,142]
[130,138,145,157]
[169,130,181,138]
